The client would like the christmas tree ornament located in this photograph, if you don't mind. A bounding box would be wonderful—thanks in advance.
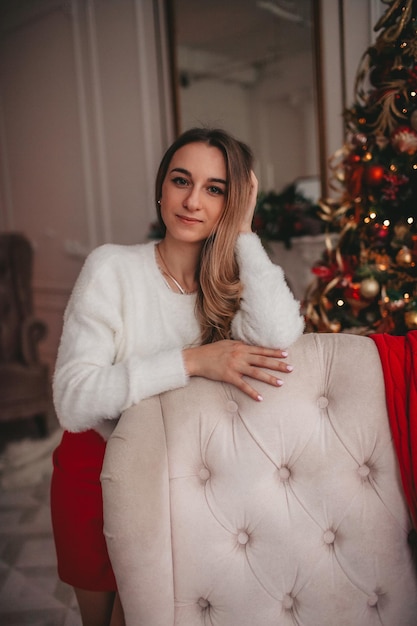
[391,125,417,153]
[365,164,386,185]
[396,246,413,265]
[360,277,381,298]
[404,309,417,328]
[352,133,368,146]
[329,321,342,333]
[394,221,411,239]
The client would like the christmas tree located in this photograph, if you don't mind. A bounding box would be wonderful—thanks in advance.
[305,0,417,335]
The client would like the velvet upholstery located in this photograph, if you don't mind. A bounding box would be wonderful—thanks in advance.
[0,233,50,434]
[102,333,417,625]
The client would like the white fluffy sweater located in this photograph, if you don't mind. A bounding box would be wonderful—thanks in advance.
[53,233,304,439]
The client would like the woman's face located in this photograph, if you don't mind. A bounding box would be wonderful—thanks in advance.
[160,142,227,244]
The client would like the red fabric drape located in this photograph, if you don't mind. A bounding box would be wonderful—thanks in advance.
[370,331,417,529]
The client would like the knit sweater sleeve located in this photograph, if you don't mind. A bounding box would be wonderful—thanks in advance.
[53,246,188,434]
[231,233,305,349]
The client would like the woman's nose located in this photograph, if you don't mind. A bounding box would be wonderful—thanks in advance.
[184,187,202,211]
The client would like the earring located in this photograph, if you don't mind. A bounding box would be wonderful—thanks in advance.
[157,200,161,205]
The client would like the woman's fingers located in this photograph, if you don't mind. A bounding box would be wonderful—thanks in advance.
[247,354,293,374]
[232,377,265,402]
[233,343,293,372]
[183,341,294,401]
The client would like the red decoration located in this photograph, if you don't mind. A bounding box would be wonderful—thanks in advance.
[344,283,362,301]
[365,164,385,186]
[375,226,390,240]
[346,164,365,197]
[312,265,334,280]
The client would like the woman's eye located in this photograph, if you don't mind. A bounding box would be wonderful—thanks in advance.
[172,177,189,186]
[208,185,224,195]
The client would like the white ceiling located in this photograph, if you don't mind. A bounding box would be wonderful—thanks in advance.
[173,0,314,82]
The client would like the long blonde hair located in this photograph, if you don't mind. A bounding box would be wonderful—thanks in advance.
[155,127,254,344]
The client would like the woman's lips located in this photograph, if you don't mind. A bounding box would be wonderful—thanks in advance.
[176,214,202,224]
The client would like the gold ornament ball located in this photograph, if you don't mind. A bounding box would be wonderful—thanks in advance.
[396,247,413,266]
[360,277,380,299]
[405,310,417,329]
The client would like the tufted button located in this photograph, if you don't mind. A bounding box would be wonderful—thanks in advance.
[282,594,294,610]
[198,598,209,609]
[226,400,238,413]
[237,531,249,545]
[323,530,335,544]
[367,593,378,607]
[358,464,371,478]
[279,466,291,481]
[199,467,211,481]
[318,396,329,409]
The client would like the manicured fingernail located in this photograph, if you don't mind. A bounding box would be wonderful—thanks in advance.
[286,365,294,372]
[281,351,288,357]
[257,394,263,402]
[276,379,284,386]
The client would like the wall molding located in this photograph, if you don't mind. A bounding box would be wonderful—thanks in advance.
[154,0,175,146]
[70,0,113,247]
[133,0,161,222]
[86,0,112,243]
[70,0,99,250]
[0,93,14,230]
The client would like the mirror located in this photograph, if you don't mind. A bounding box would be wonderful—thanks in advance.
[167,0,323,200]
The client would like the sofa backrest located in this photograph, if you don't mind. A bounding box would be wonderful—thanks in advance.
[102,332,417,626]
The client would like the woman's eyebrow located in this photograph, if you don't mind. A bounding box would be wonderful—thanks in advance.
[170,167,227,185]
[170,167,191,176]
[209,177,227,185]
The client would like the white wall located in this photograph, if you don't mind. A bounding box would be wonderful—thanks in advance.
[0,0,174,372]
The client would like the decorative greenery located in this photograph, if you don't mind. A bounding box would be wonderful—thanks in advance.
[148,221,164,240]
[252,184,325,248]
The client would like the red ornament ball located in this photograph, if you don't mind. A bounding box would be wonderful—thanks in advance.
[365,165,385,186]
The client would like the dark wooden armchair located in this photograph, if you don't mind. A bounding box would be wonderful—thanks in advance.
[0,232,51,436]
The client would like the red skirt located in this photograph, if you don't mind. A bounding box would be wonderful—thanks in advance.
[50,430,117,591]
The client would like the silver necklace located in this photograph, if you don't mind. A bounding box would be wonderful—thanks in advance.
[156,244,196,295]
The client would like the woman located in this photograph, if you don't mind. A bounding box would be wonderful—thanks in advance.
[51,127,304,626]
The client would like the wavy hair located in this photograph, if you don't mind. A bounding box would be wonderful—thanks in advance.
[155,127,254,344]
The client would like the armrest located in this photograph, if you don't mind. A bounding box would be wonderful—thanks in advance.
[21,316,48,365]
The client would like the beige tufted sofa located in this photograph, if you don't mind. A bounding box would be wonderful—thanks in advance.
[101,333,417,626]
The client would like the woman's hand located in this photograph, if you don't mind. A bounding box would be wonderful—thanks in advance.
[183,340,293,402]
[239,171,259,234]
